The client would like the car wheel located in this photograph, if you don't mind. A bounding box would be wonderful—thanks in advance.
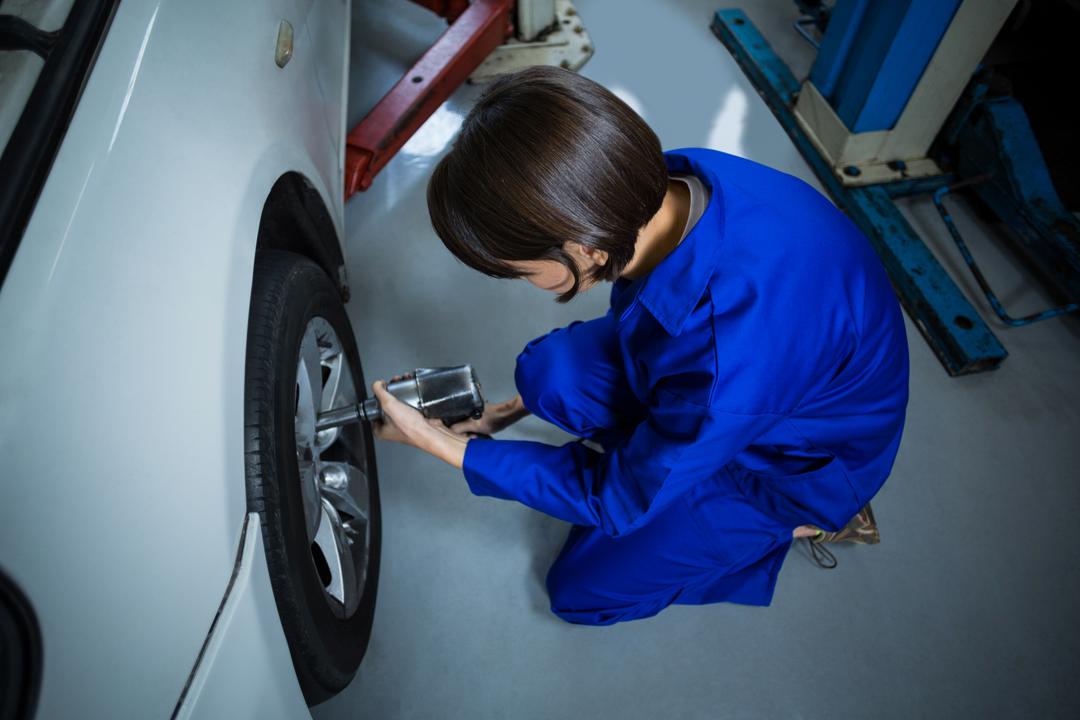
[244,250,380,705]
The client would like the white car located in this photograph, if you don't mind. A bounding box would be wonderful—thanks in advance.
[0,0,379,716]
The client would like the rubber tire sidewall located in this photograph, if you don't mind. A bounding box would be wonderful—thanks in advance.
[244,250,380,706]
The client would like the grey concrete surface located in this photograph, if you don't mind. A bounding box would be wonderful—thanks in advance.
[315,1,1080,717]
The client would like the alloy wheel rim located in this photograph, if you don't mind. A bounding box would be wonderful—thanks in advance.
[294,316,371,618]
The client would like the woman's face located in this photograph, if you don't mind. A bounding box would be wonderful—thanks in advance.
[513,259,577,295]
[508,242,608,297]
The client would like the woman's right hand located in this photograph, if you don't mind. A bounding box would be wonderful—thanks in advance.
[450,395,530,437]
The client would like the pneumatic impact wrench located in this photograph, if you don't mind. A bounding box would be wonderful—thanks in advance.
[315,365,485,431]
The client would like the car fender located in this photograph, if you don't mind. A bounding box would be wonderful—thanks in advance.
[0,0,349,715]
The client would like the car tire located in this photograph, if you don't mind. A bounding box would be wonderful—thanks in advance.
[244,250,380,706]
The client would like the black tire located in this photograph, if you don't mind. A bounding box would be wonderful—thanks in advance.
[244,250,380,705]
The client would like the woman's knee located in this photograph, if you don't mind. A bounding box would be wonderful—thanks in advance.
[544,555,577,614]
[546,563,667,626]
[515,326,587,433]
[515,319,636,437]
[514,331,560,409]
[545,558,608,625]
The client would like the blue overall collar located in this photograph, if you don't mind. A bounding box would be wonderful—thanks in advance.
[610,148,727,336]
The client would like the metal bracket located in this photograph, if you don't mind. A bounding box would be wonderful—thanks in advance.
[931,182,1079,327]
[470,0,594,82]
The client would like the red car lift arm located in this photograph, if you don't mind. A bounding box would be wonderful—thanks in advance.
[345,0,513,197]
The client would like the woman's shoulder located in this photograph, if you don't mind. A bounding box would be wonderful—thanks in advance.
[668,147,822,206]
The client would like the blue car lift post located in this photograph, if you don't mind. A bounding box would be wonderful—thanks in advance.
[711,8,1009,376]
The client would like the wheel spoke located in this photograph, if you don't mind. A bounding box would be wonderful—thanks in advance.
[315,352,347,450]
[299,323,325,414]
[299,458,320,540]
[313,500,358,616]
[320,352,344,412]
[319,461,369,522]
[294,379,315,451]
[336,422,368,458]
[322,483,367,524]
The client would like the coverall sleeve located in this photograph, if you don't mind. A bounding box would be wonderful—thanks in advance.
[462,388,783,536]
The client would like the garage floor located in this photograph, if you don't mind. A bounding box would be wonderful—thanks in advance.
[316,1,1080,718]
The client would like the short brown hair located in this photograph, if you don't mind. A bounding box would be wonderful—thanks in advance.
[427,66,667,301]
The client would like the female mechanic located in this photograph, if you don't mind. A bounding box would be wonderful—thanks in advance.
[371,66,909,626]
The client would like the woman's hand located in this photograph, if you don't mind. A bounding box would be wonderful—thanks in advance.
[370,380,471,469]
[450,395,530,436]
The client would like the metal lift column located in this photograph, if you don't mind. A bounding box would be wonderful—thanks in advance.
[714,1,1021,375]
[795,0,1014,186]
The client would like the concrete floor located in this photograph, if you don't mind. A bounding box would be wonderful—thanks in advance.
[316,1,1080,717]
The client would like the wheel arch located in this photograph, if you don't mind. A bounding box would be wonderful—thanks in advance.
[256,172,350,302]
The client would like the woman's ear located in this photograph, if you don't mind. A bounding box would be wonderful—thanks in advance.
[567,241,609,270]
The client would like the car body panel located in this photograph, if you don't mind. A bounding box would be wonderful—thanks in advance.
[176,514,310,720]
[0,0,349,715]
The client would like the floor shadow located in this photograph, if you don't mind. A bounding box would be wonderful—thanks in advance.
[523,509,571,618]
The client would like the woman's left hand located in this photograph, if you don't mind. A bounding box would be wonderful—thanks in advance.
[370,380,471,469]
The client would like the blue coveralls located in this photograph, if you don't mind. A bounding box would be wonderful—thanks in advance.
[463,148,910,626]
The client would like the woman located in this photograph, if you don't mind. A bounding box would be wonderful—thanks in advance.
[371,66,908,626]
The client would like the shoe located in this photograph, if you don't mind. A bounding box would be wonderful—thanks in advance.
[814,503,880,545]
[804,504,880,569]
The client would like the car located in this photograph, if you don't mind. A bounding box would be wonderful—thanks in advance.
[0,0,379,716]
